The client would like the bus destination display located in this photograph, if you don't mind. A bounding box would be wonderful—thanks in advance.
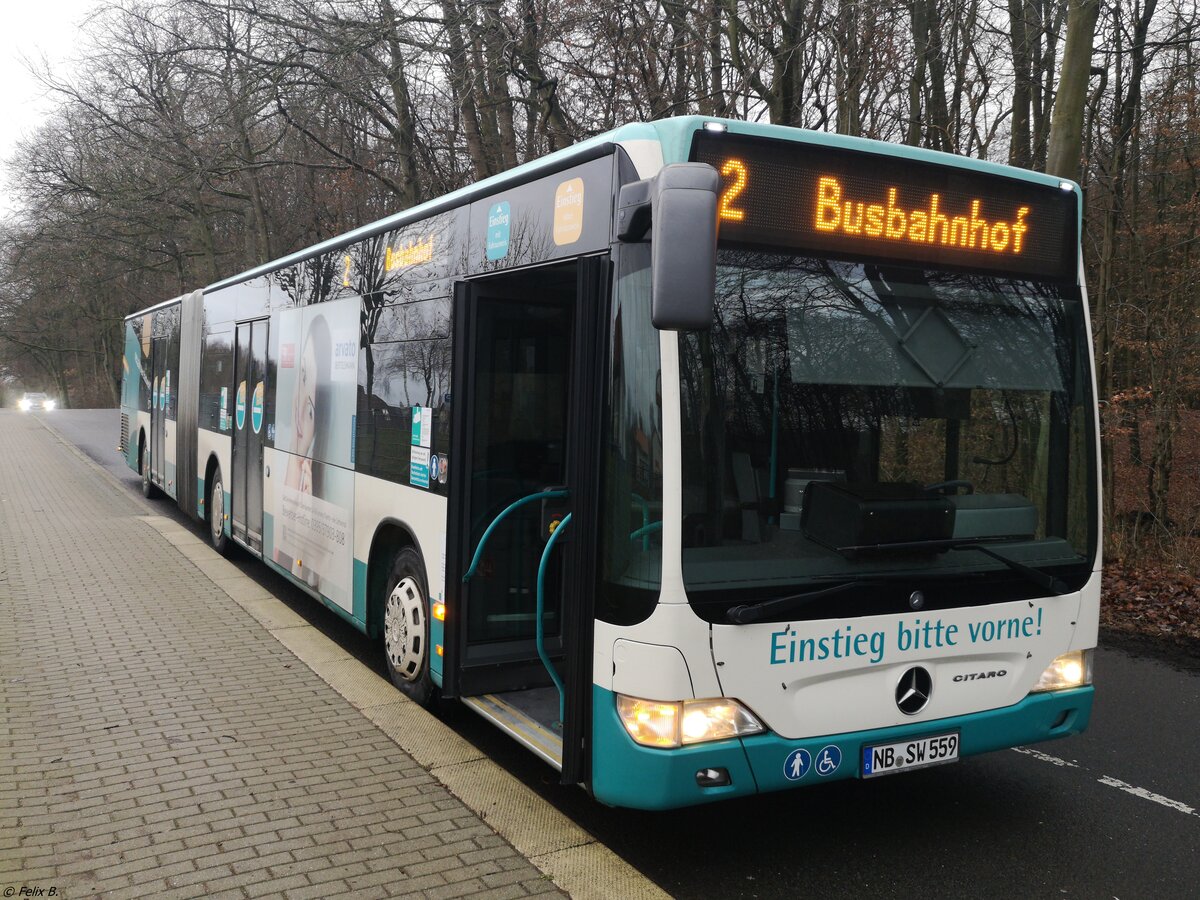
[692,131,1077,280]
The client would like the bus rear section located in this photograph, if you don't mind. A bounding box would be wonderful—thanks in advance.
[587,121,1099,809]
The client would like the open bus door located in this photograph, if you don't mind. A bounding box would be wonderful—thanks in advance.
[445,257,608,786]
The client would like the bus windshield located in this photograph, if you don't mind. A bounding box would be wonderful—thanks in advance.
[679,247,1096,621]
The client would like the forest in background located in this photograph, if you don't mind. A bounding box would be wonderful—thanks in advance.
[0,0,1198,640]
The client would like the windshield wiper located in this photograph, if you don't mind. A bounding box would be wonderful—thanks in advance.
[835,537,1073,596]
[959,542,1073,596]
[727,581,869,625]
[725,541,1073,626]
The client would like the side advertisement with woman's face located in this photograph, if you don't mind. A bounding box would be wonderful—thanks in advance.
[269,297,359,609]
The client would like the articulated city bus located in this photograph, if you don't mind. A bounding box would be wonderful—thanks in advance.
[120,116,1100,810]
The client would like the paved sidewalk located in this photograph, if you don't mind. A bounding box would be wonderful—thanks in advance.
[0,413,565,899]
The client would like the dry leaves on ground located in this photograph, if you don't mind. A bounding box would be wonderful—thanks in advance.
[1102,562,1200,644]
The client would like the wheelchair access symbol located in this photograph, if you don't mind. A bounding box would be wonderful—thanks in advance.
[783,748,811,781]
[815,745,842,777]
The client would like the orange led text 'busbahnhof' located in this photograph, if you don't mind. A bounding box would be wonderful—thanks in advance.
[813,176,1030,255]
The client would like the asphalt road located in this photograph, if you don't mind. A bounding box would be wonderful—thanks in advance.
[36,408,1200,899]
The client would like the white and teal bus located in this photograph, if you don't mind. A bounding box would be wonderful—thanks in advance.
[120,117,1100,810]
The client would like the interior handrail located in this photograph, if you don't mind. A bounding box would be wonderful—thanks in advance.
[537,512,572,725]
[462,488,569,582]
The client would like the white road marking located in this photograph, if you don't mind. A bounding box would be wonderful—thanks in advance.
[1011,747,1079,768]
[1097,776,1198,817]
[1012,747,1198,818]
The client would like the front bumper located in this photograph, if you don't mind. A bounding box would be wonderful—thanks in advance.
[590,684,1092,810]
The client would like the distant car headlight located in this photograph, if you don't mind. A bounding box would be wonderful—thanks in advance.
[616,694,765,748]
[18,398,32,411]
[42,399,56,410]
[1031,649,1093,692]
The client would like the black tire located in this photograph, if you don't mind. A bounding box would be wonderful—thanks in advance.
[140,440,160,499]
[382,547,437,707]
[207,469,229,556]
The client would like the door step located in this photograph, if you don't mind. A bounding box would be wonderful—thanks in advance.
[461,689,564,770]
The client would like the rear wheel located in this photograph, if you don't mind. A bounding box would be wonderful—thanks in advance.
[382,547,436,706]
[140,440,160,499]
[208,470,229,555]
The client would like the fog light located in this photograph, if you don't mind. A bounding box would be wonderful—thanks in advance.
[695,767,731,787]
[1031,649,1093,692]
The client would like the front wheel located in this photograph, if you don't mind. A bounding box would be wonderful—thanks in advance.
[382,547,436,707]
[208,471,229,555]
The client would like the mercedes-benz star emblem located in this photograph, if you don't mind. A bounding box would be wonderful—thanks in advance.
[896,666,933,715]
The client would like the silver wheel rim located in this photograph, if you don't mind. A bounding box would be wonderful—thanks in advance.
[384,576,425,682]
[210,481,223,544]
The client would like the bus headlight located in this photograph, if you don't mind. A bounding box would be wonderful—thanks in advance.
[1031,649,1093,692]
[680,699,765,744]
[617,694,765,748]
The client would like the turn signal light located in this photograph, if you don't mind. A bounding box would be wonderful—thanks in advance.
[616,694,765,748]
[432,602,446,621]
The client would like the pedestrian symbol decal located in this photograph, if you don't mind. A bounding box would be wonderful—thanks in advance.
[815,745,842,777]
[783,748,811,781]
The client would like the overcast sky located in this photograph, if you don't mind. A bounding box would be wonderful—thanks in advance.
[0,0,100,216]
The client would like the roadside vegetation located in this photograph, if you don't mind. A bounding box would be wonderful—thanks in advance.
[0,0,1197,645]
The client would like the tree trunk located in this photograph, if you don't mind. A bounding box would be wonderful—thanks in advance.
[1008,0,1034,166]
[1046,0,1100,180]
[1147,398,1178,527]
[906,0,930,146]
[382,0,422,206]
[925,8,951,151]
[439,0,491,180]
[835,2,863,137]
[1092,0,1159,547]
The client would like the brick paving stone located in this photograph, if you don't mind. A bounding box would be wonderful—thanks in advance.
[0,413,564,899]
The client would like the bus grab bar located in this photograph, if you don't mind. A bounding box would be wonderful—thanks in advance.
[461,488,569,582]
[537,513,572,725]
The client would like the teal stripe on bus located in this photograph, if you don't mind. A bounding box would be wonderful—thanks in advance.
[352,558,368,624]
[589,684,1093,810]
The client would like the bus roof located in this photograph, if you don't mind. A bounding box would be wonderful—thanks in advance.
[642,117,1078,191]
[192,116,1080,297]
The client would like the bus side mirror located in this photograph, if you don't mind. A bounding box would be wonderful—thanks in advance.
[617,163,719,331]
